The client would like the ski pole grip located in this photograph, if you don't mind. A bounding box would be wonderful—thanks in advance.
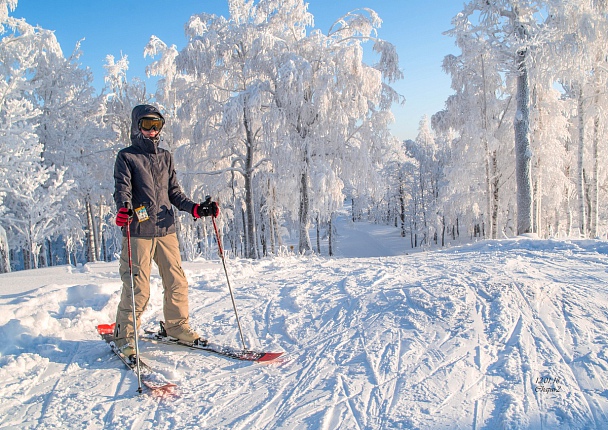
[203,195,220,218]
[122,202,134,217]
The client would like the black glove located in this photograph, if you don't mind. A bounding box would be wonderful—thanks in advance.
[194,197,219,218]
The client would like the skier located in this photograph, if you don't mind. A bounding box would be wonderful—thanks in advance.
[113,104,219,357]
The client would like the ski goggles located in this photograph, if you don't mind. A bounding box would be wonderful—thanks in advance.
[139,117,164,131]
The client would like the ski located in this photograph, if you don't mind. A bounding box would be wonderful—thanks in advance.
[97,323,177,393]
[141,322,283,363]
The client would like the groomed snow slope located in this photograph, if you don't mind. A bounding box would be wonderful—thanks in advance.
[1,217,608,429]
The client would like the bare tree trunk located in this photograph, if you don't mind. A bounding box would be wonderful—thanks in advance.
[577,87,587,237]
[532,86,542,237]
[298,168,312,254]
[23,246,31,270]
[243,107,258,259]
[481,55,495,239]
[315,213,321,254]
[101,229,107,262]
[591,113,599,237]
[268,210,275,255]
[259,193,267,257]
[328,212,334,257]
[28,218,39,269]
[484,139,493,238]
[260,213,267,257]
[514,42,533,235]
[98,201,105,261]
[565,188,573,237]
[85,198,97,263]
[89,198,100,261]
[491,152,499,239]
[66,240,73,266]
[534,172,542,237]
[241,207,247,257]
[268,181,277,255]
[399,174,406,237]
[297,135,313,254]
[274,212,283,249]
[564,137,574,237]
[39,240,48,268]
[0,225,10,273]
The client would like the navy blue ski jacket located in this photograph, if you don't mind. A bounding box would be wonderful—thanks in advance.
[113,105,196,237]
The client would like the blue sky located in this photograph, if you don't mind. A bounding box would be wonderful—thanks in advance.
[12,0,463,141]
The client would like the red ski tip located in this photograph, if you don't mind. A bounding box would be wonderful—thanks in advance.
[144,380,178,393]
[146,383,178,397]
[257,352,284,362]
[97,323,116,335]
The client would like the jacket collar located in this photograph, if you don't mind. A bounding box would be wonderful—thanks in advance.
[132,134,159,154]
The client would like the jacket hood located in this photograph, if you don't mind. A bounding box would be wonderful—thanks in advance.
[130,104,165,146]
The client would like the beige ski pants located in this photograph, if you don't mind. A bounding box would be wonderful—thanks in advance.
[114,233,190,341]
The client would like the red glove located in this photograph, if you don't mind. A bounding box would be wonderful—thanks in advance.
[115,207,133,227]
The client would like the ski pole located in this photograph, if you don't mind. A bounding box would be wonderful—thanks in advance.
[125,208,143,394]
[211,213,247,351]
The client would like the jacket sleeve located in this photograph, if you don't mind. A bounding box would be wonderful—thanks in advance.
[167,152,196,214]
[113,151,132,210]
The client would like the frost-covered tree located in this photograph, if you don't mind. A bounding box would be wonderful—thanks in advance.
[146,1,292,259]
[546,0,608,237]
[272,6,402,253]
[402,117,448,247]
[4,166,74,268]
[397,142,421,247]
[0,0,119,268]
[440,0,608,240]
[0,17,42,196]
[104,54,152,149]
[0,4,77,268]
[147,0,402,257]
[527,77,571,237]
[447,0,553,235]
[441,29,514,239]
[442,0,598,238]
[32,33,114,263]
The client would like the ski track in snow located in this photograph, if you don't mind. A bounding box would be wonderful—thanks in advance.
[1,216,608,429]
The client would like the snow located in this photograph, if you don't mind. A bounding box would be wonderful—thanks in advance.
[2,211,608,429]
